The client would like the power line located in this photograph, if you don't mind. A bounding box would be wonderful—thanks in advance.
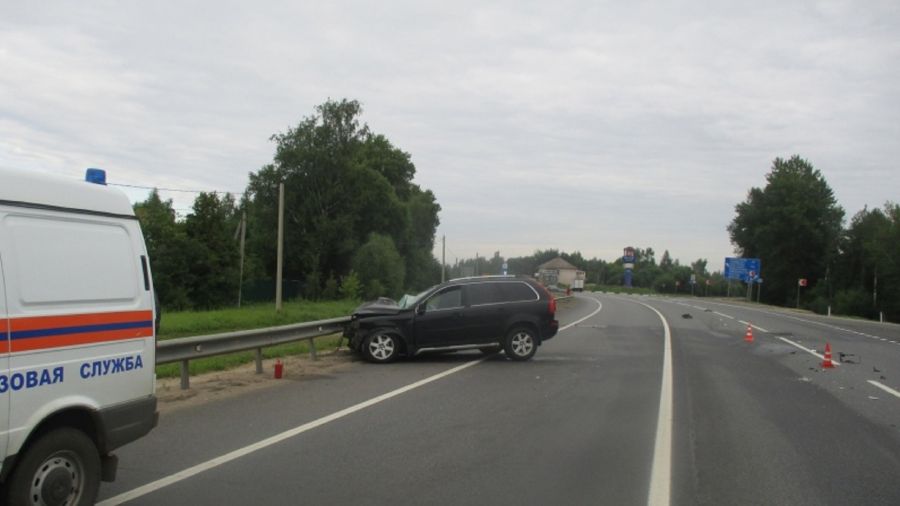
[109,182,245,195]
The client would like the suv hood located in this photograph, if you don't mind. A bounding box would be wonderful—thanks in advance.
[353,298,403,317]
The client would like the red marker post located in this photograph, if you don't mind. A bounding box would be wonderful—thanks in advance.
[797,278,808,308]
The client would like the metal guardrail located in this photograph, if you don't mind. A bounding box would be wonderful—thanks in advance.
[157,316,351,389]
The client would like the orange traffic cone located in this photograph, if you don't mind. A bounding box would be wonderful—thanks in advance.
[821,343,835,369]
[744,323,754,343]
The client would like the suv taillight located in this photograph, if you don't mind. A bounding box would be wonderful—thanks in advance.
[538,284,556,315]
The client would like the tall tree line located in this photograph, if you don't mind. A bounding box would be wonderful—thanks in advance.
[729,155,899,321]
[135,99,442,310]
[447,248,726,296]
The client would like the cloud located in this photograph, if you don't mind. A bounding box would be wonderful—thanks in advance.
[2,0,898,266]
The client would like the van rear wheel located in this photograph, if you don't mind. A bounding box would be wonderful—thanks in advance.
[5,427,101,506]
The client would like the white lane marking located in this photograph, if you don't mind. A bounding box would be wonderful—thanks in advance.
[868,380,900,400]
[559,297,603,332]
[713,311,734,320]
[737,320,769,333]
[97,358,487,505]
[101,299,602,505]
[701,301,897,343]
[775,336,840,367]
[626,300,672,506]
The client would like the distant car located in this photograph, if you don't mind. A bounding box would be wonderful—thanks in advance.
[344,276,558,363]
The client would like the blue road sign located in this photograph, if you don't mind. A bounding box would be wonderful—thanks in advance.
[724,257,761,282]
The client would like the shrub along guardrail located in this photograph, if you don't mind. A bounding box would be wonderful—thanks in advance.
[156,316,351,389]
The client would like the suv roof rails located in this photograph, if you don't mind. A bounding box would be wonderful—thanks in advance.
[449,274,525,282]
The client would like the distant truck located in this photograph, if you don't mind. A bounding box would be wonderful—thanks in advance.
[0,168,158,505]
[572,270,586,292]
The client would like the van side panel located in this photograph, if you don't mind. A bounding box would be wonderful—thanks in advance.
[0,255,9,469]
[0,208,156,456]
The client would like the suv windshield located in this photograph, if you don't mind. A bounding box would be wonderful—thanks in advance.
[398,285,437,309]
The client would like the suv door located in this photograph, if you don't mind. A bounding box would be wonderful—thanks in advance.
[463,282,506,342]
[413,286,466,348]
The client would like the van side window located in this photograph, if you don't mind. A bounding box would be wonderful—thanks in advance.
[497,282,538,302]
[425,286,463,311]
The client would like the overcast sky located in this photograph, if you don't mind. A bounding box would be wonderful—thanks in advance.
[3,1,898,270]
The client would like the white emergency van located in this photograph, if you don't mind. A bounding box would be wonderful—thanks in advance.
[0,168,157,505]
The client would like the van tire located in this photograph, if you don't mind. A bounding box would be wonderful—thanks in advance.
[5,427,101,506]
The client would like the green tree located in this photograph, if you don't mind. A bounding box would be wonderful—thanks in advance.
[244,99,439,295]
[833,203,900,320]
[728,156,844,306]
[353,233,406,299]
[340,270,362,300]
[184,192,241,309]
[134,190,192,309]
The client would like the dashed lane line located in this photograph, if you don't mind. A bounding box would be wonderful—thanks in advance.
[774,336,840,367]
[868,380,900,400]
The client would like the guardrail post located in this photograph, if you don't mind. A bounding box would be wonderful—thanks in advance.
[255,348,263,374]
[180,360,190,390]
[309,338,318,361]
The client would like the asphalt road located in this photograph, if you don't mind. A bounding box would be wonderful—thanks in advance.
[96,294,900,505]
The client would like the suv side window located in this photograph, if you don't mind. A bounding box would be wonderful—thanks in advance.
[425,286,463,311]
[497,282,539,302]
[467,283,500,306]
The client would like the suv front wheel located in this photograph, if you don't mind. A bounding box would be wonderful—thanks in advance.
[504,326,537,361]
[363,331,400,363]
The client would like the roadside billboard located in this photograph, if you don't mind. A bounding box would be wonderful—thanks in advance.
[724,257,761,283]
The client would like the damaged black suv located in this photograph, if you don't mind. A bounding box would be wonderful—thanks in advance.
[344,276,558,363]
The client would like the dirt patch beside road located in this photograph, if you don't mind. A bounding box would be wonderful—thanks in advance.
[155,349,358,414]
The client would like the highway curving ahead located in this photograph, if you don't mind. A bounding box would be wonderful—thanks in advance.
[97,294,900,505]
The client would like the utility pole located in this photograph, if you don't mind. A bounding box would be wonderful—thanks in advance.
[275,183,284,311]
[441,235,446,283]
[238,211,246,307]
[873,267,878,308]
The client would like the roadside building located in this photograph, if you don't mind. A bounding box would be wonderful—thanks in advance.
[537,257,580,287]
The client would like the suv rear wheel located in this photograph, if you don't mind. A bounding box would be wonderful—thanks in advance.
[504,326,537,361]
[363,331,400,363]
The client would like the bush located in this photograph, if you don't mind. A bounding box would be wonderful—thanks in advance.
[322,275,339,300]
[834,289,873,318]
[340,271,362,300]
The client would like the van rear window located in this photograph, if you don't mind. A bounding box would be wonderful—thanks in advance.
[5,216,138,307]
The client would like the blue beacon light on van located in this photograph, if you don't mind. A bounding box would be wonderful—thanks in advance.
[85,168,107,185]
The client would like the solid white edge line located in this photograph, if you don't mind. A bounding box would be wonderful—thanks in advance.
[868,380,900,400]
[101,297,604,505]
[97,358,487,505]
[775,336,840,367]
[559,296,603,332]
[628,300,672,506]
